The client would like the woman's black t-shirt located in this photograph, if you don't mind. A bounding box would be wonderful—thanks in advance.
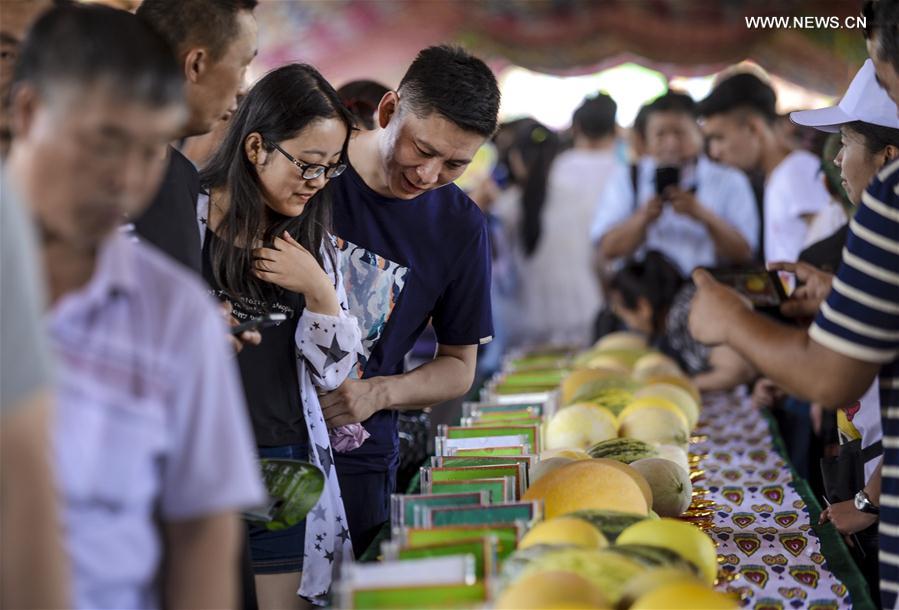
[201,228,307,447]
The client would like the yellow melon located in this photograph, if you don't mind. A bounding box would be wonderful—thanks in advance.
[617,398,690,446]
[522,459,651,519]
[561,368,626,405]
[519,516,609,549]
[545,403,617,450]
[594,331,648,352]
[616,518,720,585]
[495,570,610,610]
[632,353,684,381]
[643,374,701,403]
[630,582,738,610]
[635,383,700,430]
[583,355,632,374]
[619,567,705,608]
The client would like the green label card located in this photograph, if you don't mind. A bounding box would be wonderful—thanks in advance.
[425,502,539,528]
[390,492,486,529]
[349,583,486,609]
[443,425,540,454]
[402,524,522,560]
[427,478,512,503]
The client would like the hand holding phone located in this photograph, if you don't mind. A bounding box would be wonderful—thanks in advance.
[654,165,680,196]
[707,267,788,308]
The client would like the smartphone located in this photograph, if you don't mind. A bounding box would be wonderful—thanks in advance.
[707,267,789,308]
[655,165,680,195]
[230,312,287,335]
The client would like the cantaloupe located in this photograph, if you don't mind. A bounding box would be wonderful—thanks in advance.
[635,383,700,430]
[618,398,690,446]
[522,459,652,519]
[616,518,719,585]
[529,456,575,484]
[539,448,591,461]
[495,570,610,610]
[632,353,684,380]
[629,457,692,517]
[545,403,617,450]
[519,516,609,550]
[629,582,738,609]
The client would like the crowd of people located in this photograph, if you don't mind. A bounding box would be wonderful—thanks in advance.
[4,0,899,608]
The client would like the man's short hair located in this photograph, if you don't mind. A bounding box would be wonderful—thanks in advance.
[644,91,696,121]
[864,0,899,75]
[572,92,617,139]
[13,4,182,108]
[136,0,257,62]
[696,72,777,123]
[398,45,500,138]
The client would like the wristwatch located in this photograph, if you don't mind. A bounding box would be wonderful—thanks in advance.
[854,490,880,515]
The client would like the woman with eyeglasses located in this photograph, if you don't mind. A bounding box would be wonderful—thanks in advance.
[197,63,360,610]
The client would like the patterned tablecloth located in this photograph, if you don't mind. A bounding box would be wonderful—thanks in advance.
[696,394,864,610]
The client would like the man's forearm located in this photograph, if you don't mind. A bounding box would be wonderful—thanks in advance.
[379,353,475,410]
[697,208,752,263]
[163,512,241,610]
[722,308,875,408]
[599,215,650,260]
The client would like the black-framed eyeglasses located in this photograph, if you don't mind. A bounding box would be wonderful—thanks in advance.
[267,140,346,180]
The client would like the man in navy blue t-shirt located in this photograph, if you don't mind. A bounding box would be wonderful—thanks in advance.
[321,45,500,555]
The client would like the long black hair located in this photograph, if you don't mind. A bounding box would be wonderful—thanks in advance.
[200,63,355,306]
[608,251,684,337]
[509,120,560,257]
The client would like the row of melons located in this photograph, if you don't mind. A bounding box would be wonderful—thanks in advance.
[491,334,733,609]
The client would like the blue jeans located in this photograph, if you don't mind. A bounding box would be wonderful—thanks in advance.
[248,443,309,574]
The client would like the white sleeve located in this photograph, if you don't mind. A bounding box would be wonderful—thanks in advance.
[721,168,760,254]
[590,165,636,244]
[787,154,830,218]
[295,242,362,392]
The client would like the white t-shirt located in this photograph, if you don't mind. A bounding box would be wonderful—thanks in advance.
[493,148,621,347]
[763,150,831,263]
[837,379,883,484]
[802,199,848,249]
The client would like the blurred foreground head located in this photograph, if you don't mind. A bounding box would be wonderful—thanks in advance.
[7,4,186,251]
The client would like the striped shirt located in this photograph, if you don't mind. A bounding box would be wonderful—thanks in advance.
[810,158,899,608]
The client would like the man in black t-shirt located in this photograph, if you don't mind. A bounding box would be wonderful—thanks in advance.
[134,0,259,273]
[321,45,500,556]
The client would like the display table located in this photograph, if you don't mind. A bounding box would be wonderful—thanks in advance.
[697,393,875,610]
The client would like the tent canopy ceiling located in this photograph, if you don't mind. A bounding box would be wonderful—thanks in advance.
[256,0,867,95]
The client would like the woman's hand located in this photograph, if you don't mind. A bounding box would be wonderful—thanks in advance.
[252,232,339,315]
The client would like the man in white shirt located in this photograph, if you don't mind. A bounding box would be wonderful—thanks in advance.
[697,72,830,264]
[591,91,758,276]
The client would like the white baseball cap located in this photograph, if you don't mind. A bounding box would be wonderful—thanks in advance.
[790,59,899,133]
